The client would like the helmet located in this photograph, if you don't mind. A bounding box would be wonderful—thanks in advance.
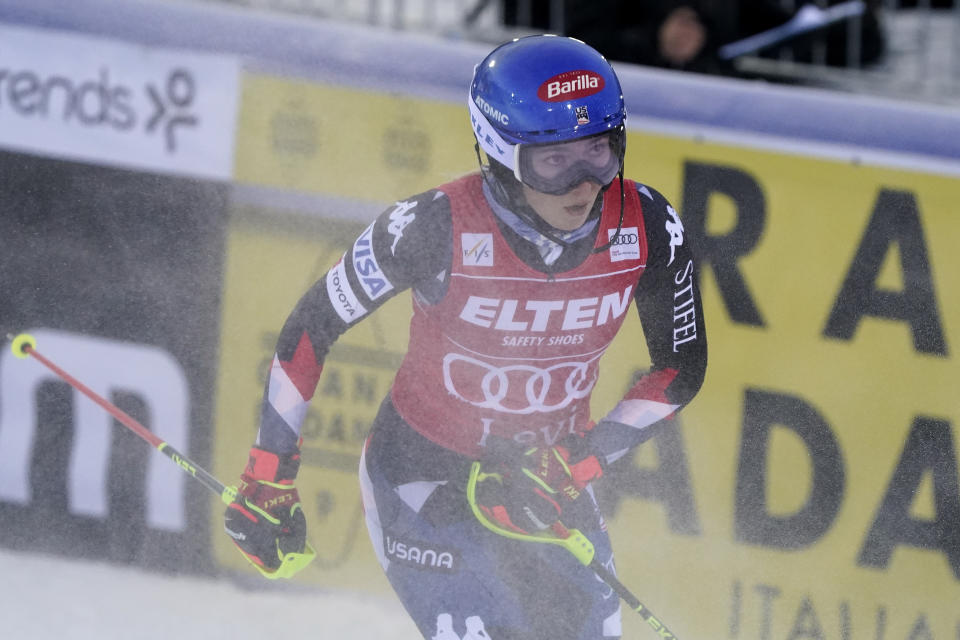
[469,35,627,196]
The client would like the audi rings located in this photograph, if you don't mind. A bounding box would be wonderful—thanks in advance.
[442,352,600,414]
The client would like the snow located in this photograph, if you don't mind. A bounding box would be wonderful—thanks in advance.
[0,548,418,639]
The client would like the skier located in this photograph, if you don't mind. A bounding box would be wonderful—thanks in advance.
[224,35,707,639]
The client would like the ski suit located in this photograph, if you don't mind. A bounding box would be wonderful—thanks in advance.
[256,172,707,639]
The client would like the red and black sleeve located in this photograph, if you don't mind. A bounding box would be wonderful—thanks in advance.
[585,184,708,465]
[255,190,453,455]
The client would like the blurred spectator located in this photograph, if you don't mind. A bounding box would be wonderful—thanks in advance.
[565,0,790,74]
[501,0,554,29]
[895,0,952,6]
[501,0,885,75]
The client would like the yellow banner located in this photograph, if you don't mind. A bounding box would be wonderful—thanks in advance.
[222,74,960,638]
[234,74,476,203]
[593,134,960,639]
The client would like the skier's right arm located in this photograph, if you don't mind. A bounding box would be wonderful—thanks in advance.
[224,189,452,573]
[257,189,452,454]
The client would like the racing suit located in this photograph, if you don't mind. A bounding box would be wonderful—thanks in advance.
[257,172,707,639]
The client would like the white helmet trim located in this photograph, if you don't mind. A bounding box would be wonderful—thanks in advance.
[468,92,517,172]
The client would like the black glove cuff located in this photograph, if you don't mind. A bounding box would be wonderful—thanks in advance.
[560,433,605,470]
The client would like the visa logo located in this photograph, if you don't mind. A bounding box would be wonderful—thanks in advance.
[352,223,394,300]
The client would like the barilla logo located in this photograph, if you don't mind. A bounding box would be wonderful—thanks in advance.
[537,70,604,102]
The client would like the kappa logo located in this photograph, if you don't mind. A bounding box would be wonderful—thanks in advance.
[433,614,491,640]
[461,233,493,267]
[352,223,394,300]
[665,205,685,266]
[608,226,641,262]
[388,200,418,255]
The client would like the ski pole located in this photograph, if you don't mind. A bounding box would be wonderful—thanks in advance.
[7,332,236,504]
[551,520,680,640]
[466,461,681,639]
[6,332,315,579]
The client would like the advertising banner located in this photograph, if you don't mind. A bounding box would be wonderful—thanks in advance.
[0,150,228,571]
[224,73,960,639]
[0,23,239,180]
[591,132,960,640]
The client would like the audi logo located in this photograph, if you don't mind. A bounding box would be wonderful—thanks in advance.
[611,233,638,245]
[442,352,601,414]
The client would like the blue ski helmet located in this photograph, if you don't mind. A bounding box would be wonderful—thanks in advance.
[469,35,627,195]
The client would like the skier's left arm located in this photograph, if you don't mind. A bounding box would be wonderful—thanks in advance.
[579,185,708,467]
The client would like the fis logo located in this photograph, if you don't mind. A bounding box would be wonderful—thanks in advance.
[608,226,641,262]
[461,233,493,267]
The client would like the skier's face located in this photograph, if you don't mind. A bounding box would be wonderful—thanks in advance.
[522,178,602,232]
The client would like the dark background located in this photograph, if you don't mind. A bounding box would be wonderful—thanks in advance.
[0,150,228,574]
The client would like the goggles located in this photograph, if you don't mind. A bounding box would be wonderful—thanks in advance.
[468,97,625,196]
[515,129,624,195]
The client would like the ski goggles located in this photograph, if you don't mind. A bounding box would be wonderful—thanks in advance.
[516,128,624,195]
[469,96,624,196]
